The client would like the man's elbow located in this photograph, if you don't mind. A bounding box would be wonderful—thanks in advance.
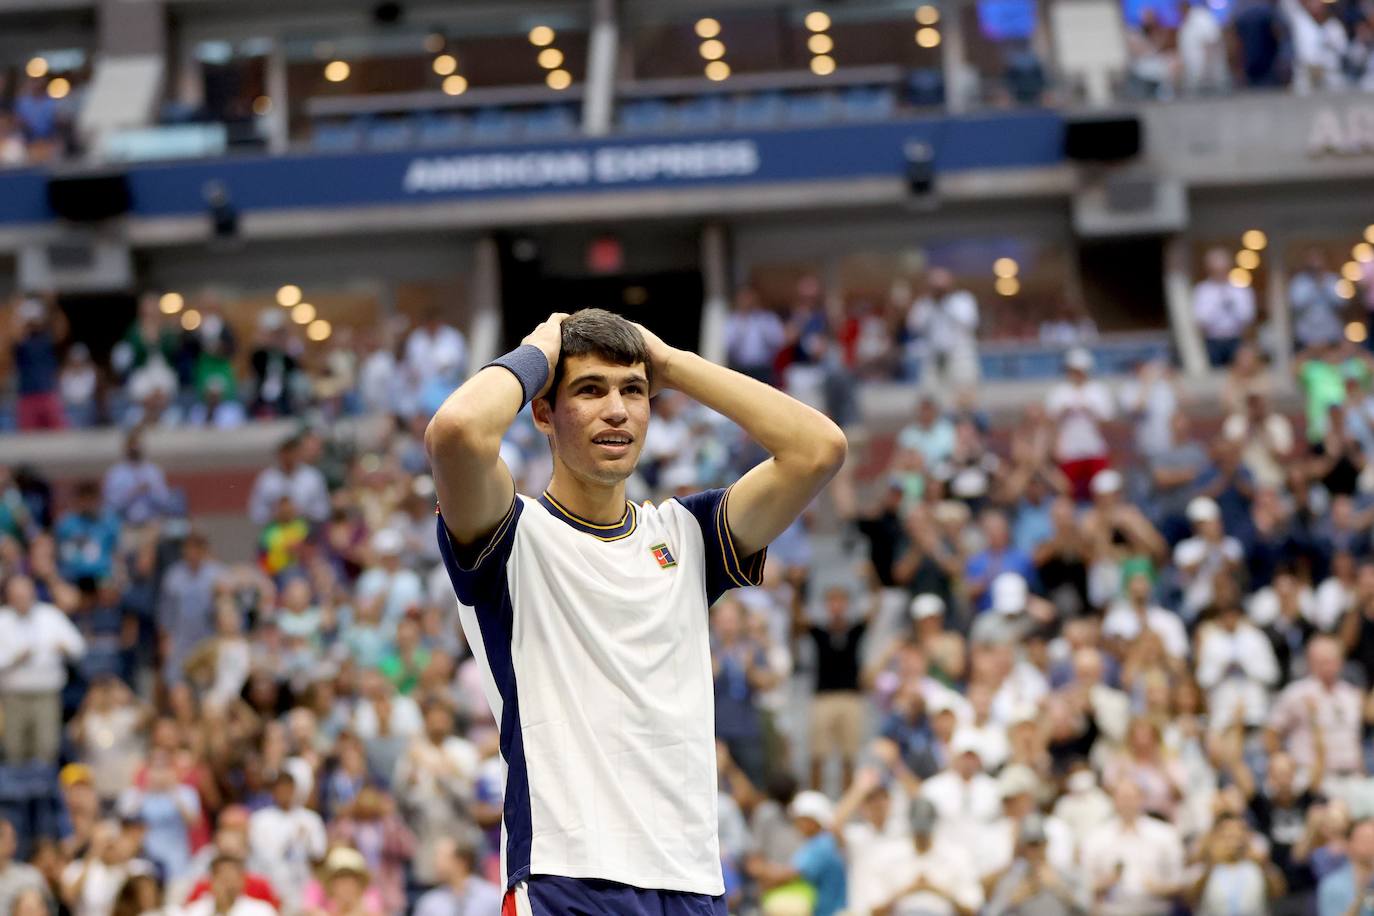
[800,422,848,478]
[424,409,487,462]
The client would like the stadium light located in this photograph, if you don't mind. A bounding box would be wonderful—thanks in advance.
[810,54,836,75]
[805,10,831,31]
[25,57,48,78]
[292,302,317,325]
[1338,279,1357,299]
[538,48,564,69]
[1236,249,1260,271]
[252,96,272,115]
[181,309,202,331]
[808,34,834,54]
[443,75,468,95]
[159,292,184,315]
[1348,321,1367,343]
[324,60,350,82]
[47,78,70,99]
[995,277,1020,296]
[695,18,721,38]
[1342,261,1363,282]
[1229,267,1252,288]
[1366,225,1374,245]
[993,257,1018,278]
[276,285,302,307]
[705,60,731,81]
[546,69,572,90]
[699,39,726,60]
[529,25,555,46]
[433,54,457,75]
[307,319,333,342]
[1354,242,1374,263]
[916,5,940,24]
[916,28,941,47]
[1242,229,1267,250]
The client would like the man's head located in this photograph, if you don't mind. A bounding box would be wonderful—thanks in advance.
[1211,814,1249,862]
[423,702,454,743]
[823,586,851,626]
[712,598,743,643]
[916,396,940,428]
[434,835,480,884]
[531,310,652,487]
[182,532,209,567]
[909,797,938,849]
[1350,819,1374,869]
[1126,570,1152,606]
[981,510,1010,551]
[75,480,101,515]
[927,267,954,296]
[788,790,833,837]
[1308,635,1345,687]
[210,853,246,905]
[4,575,35,614]
[1205,247,1232,281]
[277,435,301,471]
[1113,780,1144,822]
[270,772,296,810]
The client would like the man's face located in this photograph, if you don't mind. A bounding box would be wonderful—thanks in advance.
[1309,641,1343,685]
[534,354,650,486]
[211,861,245,901]
[272,779,295,809]
[1351,821,1374,865]
[1127,573,1151,605]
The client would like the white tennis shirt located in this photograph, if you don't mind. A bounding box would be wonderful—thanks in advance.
[437,487,766,894]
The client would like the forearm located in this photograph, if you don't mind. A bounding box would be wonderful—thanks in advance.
[662,350,845,472]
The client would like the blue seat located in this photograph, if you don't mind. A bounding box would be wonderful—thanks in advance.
[784,91,836,125]
[365,117,415,150]
[470,108,518,142]
[731,91,786,128]
[415,112,468,147]
[311,119,364,152]
[674,95,729,131]
[906,69,946,107]
[619,99,672,133]
[840,86,897,121]
[523,104,578,138]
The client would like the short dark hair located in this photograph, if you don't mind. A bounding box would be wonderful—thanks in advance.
[544,309,651,406]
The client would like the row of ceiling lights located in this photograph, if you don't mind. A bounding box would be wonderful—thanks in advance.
[323,24,574,93]
[155,286,333,342]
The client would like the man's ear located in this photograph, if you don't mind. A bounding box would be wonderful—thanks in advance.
[530,395,553,434]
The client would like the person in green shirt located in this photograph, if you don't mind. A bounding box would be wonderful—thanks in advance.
[1297,341,1374,443]
[378,614,430,696]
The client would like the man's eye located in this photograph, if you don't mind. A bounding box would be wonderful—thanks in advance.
[578,386,597,395]
[624,386,644,396]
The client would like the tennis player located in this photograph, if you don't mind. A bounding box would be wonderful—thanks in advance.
[427,309,846,914]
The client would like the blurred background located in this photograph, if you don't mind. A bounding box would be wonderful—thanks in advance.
[3,0,1374,914]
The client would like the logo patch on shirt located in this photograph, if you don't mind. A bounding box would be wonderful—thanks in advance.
[651,543,677,569]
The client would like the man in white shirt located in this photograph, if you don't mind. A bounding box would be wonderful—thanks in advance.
[1197,600,1280,732]
[1178,2,1227,93]
[61,820,154,916]
[247,436,330,527]
[0,574,85,764]
[413,836,503,916]
[1192,248,1256,367]
[1103,571,1190,661]
[355,529,425,622]
[1173,497,1245,622]
[921,730,1001,861]
[982,765,1076,880]
[1221,392,1294,490]
[1046,348,1115,501]
[907,267,980,390]
[1267,636,1368,785]
[246,774,326,913]
[723,286,787,382]
[1083,781,1185,916]
[180,854,278,916]
[879,798,984,916]
[405,310,468,388]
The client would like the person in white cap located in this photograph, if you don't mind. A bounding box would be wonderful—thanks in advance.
[248,435,330,528]
[355,528,424,623]
[964,510,1036,613]
[909,593,946,645]
[983,765,1076,880]
[1174,496,1244,622]
[751,791,848,916]
[920,729,1001,862]
[1045,347,1115,501]
[1082,470,1167,607]
[1104,570,1190,661]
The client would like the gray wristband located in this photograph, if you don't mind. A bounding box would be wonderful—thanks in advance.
[484,344,551,406]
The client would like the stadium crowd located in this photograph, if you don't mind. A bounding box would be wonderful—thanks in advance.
[6,274,1374,916]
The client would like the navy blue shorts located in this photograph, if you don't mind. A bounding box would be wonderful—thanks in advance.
[504,875,728,916]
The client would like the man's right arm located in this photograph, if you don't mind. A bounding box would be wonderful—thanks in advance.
[425,314,564,545]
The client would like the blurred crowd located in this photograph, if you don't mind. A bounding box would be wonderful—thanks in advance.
[4,292,470,434]
[0,76,78,169]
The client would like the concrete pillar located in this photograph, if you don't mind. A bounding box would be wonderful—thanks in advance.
[265,38,290,154]
[1266,231,1292,382]
[98,0,166,57]
[1164,234,1207,378]
[700,223,730,365]
[583,0,619,136]
[942,3,969,114]
[468,236,503,368]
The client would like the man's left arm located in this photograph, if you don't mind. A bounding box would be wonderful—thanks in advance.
[644,326,847,556]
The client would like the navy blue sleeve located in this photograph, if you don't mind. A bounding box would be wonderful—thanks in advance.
[435,497,523,607]
[673,486,768,606]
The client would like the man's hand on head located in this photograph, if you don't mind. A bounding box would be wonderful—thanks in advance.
[521,313,570,398]
[631,322,678,395]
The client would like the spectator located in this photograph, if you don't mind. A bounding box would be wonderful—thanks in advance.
[69,676,150,804]
[61,819,154,916]
[355,530,423,624]
[1104,570,1190,661]
[1174,497,1245,621]
[102,430,173,527]
[182,853,277,916]
[1193,247,1256,367]
[0,816,48,915]
[14,78,61,159]
[921,730,1001,858]
[1126,8,1179,98]
[907,267,980,390]
[412,836,501,916]
[897,396,957,469]
[185,376,247,429]
[1178,0,1228,93]
[1220,344,1274,415]
[55,481,120,584]
[793,584,874,790]
[1234,0,1284,86]
[247,773,326,913]
[0,573,85,763]
[1119,358,1180,460]
[985,813,1086,916]
[249,436,331,528]
[117,751,202,881]
[12,296,66,431]
[712,598,774,786]
[156,532,224,688]
[403,308,467,396]
[1197,594,1281,731]
[753,791,847,916]
[60,342,98,427]
[877,796,983,916]
[965,509,1036,612]
[1317,819,1374,916]
[1269,636,1366,797]
[724,285,787,383]
[1082,781,1185,915]
[1046,348,1115,501]
[326,787,415,916]
[1190,813,1286,915]
[249,311,300,418]
[1223,391,1295,491]
[1292,249,1347,351]
[1284,0,1349,93]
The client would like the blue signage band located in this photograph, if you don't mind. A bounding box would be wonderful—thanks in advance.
[484,344,551,408]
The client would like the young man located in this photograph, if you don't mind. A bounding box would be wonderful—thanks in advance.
[427,309,846,913]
